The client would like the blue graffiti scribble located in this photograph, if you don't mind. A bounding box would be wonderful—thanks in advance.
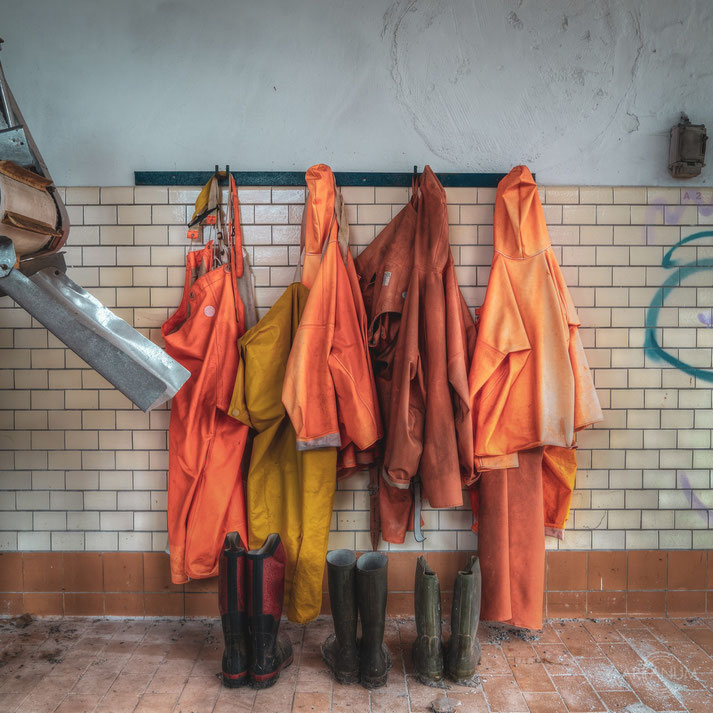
[679,472,711,522]
[698,311,713,328]
[645,230,713,383]
[645,192,713,244]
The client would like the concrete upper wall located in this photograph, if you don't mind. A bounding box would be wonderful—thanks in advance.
[2,0,712,186]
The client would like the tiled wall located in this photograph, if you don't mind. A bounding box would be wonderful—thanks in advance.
[1,183,713,554]
[1,549,711,618]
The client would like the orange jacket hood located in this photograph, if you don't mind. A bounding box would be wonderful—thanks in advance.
[495,165,551,258]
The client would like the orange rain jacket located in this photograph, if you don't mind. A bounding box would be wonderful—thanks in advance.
[282,164,382,475]
[469,165,602,477]
[468,165,602,630]
[356,166,476,543]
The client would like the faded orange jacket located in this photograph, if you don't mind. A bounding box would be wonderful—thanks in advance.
[357,167,476,514]
[469,165,602,470]
[282,164,382,471]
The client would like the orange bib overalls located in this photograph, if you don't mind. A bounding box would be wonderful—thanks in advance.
[163,176,250,584]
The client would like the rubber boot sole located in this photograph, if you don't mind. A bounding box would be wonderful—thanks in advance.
[221,669,249,688]
[249,652,294,689]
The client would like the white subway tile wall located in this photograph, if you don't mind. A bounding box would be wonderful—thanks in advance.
[1,184,712,553]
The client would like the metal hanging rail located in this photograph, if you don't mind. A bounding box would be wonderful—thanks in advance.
[134,170,508,187]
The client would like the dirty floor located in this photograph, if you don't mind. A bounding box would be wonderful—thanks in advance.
[1,616,713,712]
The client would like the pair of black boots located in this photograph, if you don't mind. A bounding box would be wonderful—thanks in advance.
[413,555,482,686]
[322,550,392,688]
[218,532,293,688]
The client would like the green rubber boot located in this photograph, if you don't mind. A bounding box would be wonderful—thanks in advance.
[412,556,445,686]
[322,549,360,683]
[446,556,482,685]
[356,552,391,688]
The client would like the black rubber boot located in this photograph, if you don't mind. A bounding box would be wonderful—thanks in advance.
[356,552,391,689]
[413,556,444,686]
[446,556,482,685]
[322,549,360,683]
[247,533,294,689]
[218,532,250,688]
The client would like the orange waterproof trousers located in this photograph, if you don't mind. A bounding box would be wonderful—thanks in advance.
[163,241,249,584]
[475,447,545,630]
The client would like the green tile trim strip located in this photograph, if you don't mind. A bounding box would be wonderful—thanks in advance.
[134,171,510,187]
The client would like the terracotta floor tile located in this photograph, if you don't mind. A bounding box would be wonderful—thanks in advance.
[5,616,713,713]
[644,650,705,690]
[599,642,647,673]
[146,672,189,695]
[252,687,298,713]
[477,644,512,675]
[555,620,602,657]
[578,656,630,691]
[596,689,641,710]
[332,683,369,713]
[537,622,562,644]
[109,671,153,695]
[522,690,568,713]
[644,617,692,643]
[664,642,713,673]
[134,691,180,713]
[680,688,713,713]
[370,689,410,713]
[500,637,538,665]
[686,627,713,657]
[291,691,331,713]
[481,675,529,712]
[71,669,119,696]
[624,673,685,712]
[552,674,606,712]
[54,693,103,713]
[581,619,624,643]
[96,692,141,713]
[445,688,489,713]
[212,687,256,713]
[533,643,581,675]
[509,662,555,692]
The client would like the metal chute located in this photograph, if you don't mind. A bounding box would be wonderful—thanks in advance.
[0,40,189,410]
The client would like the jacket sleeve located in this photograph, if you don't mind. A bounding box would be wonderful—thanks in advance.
[282,244,342,451]
[547,253,603,431]
[445,263,478,485]
[382,300,425,486]
[328,254,381,453]
[469,257,531,464]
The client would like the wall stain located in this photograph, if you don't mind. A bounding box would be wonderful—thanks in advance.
[507,11,524,30]
[382,1,643,171]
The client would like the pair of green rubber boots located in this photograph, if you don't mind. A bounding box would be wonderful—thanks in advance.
[322,550,392,688]
[413,555,482,686]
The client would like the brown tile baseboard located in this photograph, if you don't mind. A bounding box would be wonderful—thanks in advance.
[1,550,711,619]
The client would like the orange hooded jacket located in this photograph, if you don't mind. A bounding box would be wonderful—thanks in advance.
[282,164,382,474]
[469,165,602,472]
[356,166,476,543]
[469,166,602,630]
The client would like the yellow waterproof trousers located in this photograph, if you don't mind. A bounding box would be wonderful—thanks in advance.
[230,283,336,624]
